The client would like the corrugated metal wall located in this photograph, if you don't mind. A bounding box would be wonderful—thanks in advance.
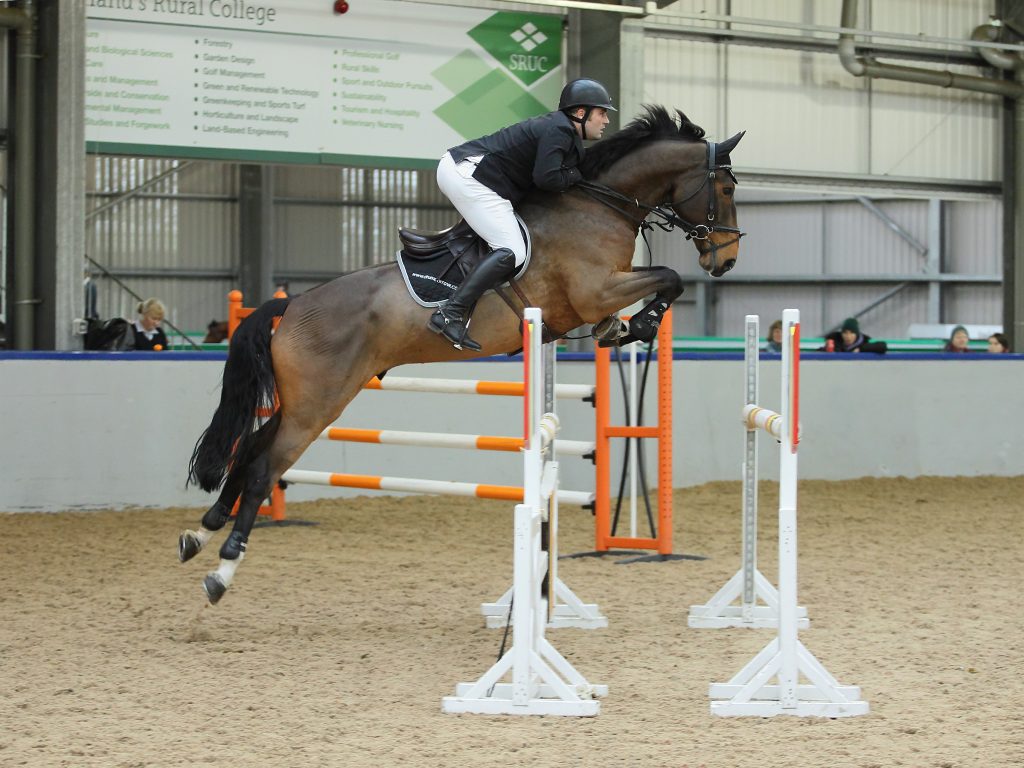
[274,165,453,293]
[86,158,237,334]
[86,159,456,334]
[647,195,1002,338]
[635,0,1004,337]
[644,0,1000,179]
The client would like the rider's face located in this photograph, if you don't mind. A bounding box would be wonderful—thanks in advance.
[586,108,609,139]
[573,107,610,139]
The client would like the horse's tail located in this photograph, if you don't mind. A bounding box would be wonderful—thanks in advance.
[188,297,291,492]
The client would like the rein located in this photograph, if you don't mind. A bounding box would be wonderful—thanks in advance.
[574,140,745,259]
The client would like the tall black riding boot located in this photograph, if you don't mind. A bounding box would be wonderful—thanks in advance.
[428,248,517,351]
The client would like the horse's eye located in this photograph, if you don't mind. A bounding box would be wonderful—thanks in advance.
[723,188,734,197]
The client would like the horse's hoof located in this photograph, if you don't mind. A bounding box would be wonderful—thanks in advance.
[592,316,629,343]
[179,530,203,563]
[202,573,228,605]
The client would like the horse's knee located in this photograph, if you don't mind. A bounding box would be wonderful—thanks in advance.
[201,500,232,531]
[658,268,684,300]
[219,530,248,560]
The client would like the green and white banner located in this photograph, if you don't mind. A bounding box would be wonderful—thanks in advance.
[85,0,563,167]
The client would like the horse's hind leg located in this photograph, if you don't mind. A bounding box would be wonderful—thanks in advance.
[201,447,277,604]
[179,412,281,564]
[200,374,370,604]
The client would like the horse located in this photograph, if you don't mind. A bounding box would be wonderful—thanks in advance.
[179,105,745,604]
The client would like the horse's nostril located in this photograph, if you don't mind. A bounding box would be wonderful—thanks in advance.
[722,259,736,273]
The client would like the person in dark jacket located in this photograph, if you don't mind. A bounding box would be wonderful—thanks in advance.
[764,319,783,352]
[429,78,615,351]
[132,298,169,351]
[944,325,971,353]
[819,317,887,354]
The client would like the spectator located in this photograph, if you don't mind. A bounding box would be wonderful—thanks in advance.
[987,332,1011,353]
[819,317,887,354]
[944,325,971,353]
[132,298,169,351]
[764,319,783,353]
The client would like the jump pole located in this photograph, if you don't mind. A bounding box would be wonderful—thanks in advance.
[442,308,607,716]
[708,309,868,718]
[688,314,808,629]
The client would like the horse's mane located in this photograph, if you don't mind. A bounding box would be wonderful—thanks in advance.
[580,105,705,179]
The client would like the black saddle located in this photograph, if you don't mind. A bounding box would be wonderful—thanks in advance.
[396,217,529,307]
[399,219,480,259]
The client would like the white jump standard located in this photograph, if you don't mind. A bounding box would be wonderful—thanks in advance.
[442,308,607,716]
[480,339,607,631]
[688,315,808,630]
[708,310,868,718]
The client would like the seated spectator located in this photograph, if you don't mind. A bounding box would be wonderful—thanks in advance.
[132,298,169,351]
[203,320,229,344]
[987,332,1011,353]
[764,319,783,352]
[944,325,971,353]
[819,317,887,354]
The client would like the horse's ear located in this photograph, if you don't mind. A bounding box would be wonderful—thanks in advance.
[715,130,746,161]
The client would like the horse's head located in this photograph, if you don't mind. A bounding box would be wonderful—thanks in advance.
[667,131,745,277]
[577,107,745,278]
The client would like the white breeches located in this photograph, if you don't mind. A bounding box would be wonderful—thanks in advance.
[436,151,527,267]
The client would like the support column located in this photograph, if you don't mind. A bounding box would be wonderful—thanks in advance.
[1008,73,1024,350]
[34,0,85,350]
[925,198,944,324]
[1001,0,1024,351]
[238,164,275,304]
[566,8,622,133]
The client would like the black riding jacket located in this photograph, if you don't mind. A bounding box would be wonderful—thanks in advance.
[448,111,584,204]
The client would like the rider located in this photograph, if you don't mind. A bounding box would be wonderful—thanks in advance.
[428,78,615,351]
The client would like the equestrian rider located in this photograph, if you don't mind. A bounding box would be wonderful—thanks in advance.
[429,78,615,351]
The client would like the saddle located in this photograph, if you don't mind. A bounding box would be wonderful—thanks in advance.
[396,217,531,307]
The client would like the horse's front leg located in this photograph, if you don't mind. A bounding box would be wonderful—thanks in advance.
[583,266,684,344]
[625,266,685,342]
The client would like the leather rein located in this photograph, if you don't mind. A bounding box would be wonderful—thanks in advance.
[574,140,745,259]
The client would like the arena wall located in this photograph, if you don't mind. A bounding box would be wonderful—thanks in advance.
[1,354,1020,512]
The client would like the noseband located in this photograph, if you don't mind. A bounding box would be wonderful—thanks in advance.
[575,140,746,259]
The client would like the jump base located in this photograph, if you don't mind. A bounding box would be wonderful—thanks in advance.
[443,682,606,717]
[708,636,869,718]
[688,569,809,629]
[481,579,608,630]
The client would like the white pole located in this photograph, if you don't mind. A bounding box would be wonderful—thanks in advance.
[742,315,759,620]
[777,308,800,709]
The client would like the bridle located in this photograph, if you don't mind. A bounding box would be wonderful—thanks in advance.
[575,140,745,261]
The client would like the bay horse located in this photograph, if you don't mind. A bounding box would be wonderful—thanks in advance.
[180,106,745,603]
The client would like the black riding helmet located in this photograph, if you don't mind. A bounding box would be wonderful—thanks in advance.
[559,78,616,140]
